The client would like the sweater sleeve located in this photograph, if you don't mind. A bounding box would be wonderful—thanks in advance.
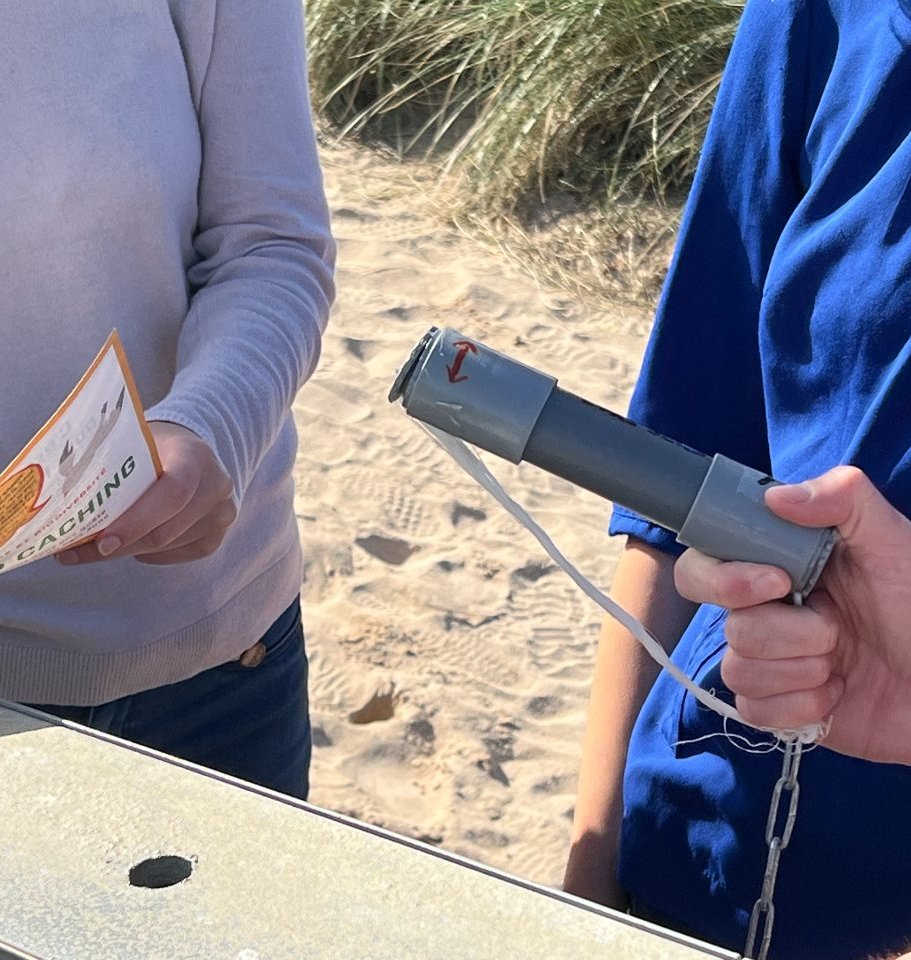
[609,0,811,554]
[146,0,335,502]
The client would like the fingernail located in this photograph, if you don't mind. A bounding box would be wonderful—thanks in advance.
[56,551,78,566]
[97,536,122,557]
[758,571,789,595]
[771,483,812,504]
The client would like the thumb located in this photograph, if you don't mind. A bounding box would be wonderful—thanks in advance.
[765,465,895,544]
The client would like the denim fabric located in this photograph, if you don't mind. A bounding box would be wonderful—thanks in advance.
[28,600,311,800]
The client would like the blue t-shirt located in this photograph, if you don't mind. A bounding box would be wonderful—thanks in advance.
[610,1,911,957]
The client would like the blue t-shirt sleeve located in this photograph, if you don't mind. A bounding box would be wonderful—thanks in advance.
[610,0,811,553]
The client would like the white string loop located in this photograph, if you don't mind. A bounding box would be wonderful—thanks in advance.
[423,423,827,746]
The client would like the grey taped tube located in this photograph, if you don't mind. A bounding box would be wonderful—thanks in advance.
[392,327,837,597]
[677,454,836,596]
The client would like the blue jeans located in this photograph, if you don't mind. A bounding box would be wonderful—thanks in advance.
[28,601,312,800]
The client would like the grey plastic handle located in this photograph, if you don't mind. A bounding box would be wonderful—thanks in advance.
[677,455,835,597]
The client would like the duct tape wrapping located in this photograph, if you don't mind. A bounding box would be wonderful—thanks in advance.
[677,455,837,598]
[393,327,556,464]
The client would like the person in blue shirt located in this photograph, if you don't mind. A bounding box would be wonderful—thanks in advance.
[564,2,911,958]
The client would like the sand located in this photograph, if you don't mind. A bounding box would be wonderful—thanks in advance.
[293,140,653,889]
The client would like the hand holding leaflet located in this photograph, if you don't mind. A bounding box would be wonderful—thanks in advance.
[0,331,160,573]
[56,421,236,566]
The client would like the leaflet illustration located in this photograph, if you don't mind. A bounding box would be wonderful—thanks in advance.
[0,331,161,573]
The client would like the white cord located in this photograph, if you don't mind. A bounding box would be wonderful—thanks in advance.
[423,423,826,745]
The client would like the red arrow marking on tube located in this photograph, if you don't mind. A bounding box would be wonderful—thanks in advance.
[447,340,478,383]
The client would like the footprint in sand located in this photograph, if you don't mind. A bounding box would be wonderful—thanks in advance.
[405,716,436,756]
[348,684,397,725]
[331,206,381,225]
[312,725,333,748]
[381,489,443,540]
[464,828,511,850]
[355,534,419,566]
[512,561,554,583]
[525,695,565,719]
[342,337,380,362]
[531,773,574,796]
[450,502,487,526]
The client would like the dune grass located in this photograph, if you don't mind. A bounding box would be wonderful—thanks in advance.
[306,0,743,302]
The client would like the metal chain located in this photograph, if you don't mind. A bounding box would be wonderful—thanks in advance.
[743,737,804,960]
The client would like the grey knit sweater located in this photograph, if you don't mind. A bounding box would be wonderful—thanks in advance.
[0,0,335,703]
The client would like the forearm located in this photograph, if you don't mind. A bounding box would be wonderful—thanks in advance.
[148,0,335,502]
[565,540,697,904]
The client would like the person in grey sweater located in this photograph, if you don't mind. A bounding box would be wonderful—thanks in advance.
[1,0,335,799]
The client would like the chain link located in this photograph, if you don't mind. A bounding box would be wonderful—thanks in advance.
[744,737,804,960]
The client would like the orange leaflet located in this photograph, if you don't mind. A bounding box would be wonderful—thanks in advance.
[0,465,48,549]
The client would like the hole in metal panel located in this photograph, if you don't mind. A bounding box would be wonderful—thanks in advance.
[128,855,194,889]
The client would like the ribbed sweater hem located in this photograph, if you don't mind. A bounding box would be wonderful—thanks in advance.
[1,544,304,706]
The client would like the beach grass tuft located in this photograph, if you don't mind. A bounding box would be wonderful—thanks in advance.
[307,0,743,301]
